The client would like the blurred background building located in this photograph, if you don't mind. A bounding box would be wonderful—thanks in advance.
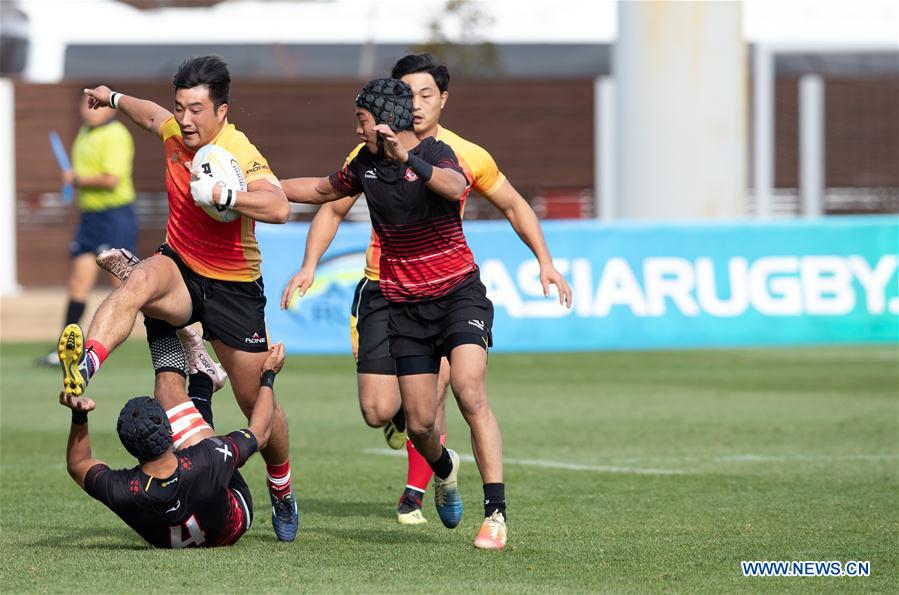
[1,0,896,292]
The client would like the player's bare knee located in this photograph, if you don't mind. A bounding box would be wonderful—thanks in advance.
[454,386,489,418]
[363,406,391,428]
[405,407,437,437]
[406,419,437,438]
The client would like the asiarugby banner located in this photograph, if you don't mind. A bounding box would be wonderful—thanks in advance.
[258,216,898,353]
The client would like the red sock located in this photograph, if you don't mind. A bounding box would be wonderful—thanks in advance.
[405,434,446,492]
[84,340,109,378]
[266,459,292,500]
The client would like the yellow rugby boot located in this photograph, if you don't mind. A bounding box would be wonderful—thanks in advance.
[58,324,86,397]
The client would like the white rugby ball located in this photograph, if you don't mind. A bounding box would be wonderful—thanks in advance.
[192,144,246,222]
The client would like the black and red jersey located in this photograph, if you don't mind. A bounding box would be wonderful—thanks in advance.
[329,137,476,303]
[84,430,257,549]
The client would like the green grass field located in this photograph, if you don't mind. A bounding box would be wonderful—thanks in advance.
[1,341,896,593]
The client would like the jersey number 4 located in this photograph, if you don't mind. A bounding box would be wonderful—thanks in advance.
[169,514,207,548]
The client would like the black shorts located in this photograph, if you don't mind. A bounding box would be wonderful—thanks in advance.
[350,278,396,375]
[388,273,493,375]
[156,243,269,353]
[70,204,137,258]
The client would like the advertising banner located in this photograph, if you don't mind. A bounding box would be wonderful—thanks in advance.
[258,216,898,353]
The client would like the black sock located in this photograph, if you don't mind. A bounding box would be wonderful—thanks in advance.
[65,300,86,326]
[391,408,406,432]
[483,483,506,519]
[187,372,215,428]
[429,447,453,480]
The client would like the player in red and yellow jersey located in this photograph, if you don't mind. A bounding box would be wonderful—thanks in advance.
[60,56,299,542]
[280,55,571,548]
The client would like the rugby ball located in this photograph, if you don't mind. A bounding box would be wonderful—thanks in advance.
[191,144,246,222]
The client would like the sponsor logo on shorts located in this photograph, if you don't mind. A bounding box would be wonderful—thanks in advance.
[404,168,418,182]
[244,332,267,345]
[468,319,485,330]
[364,168,377,180]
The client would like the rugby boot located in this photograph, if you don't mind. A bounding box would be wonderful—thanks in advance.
[178,327,228,392]
[474,510,507,550]
[58,324,88,397]
[96,247,140,282]
[383,418,406,450]
[396,487,427,525]
[270,490,299,542]
[432,449,463,528]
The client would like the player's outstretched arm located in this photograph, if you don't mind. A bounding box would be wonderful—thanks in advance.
[248,343,286,448]
[83,86,172,137]
[59,392,105,489]
[484,181,573,308]
[280,195,358,309]
[281,176,348,205]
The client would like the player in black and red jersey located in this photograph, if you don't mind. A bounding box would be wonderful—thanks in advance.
[59,343,285,549]
[282,79,507,549]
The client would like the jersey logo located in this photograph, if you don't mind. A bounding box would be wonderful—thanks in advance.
[247,160,269,173]
[468,319,485,331]
[165,500,181,514]
[404,168,418,182]
[215,444,233,462]
[364,168,377,180]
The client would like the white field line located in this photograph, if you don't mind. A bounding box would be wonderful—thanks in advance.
[361,448,695,476]
[714,453,899,463]
[362,448,899,475]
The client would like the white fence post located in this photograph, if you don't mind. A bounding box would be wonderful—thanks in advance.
[800,74,825,217]
[0,78,19,295]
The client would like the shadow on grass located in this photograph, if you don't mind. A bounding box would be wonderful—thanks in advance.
[28,527,150,550]
[302,525,444,545]
[299,497,393,519]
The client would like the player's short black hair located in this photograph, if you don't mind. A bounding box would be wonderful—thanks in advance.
[391,53,450,93]
[117,396,172,462]
[173,55,231,109]
[356,78,414,132]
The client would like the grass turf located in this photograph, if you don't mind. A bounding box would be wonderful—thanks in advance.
[1,341,896,593]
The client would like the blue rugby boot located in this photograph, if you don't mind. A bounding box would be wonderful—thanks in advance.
[270,490,298,542]
[433,449,463,528]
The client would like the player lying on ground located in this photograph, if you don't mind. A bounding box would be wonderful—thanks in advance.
[60,334,285,549]
[280,53,572,526]
[282,78,509,549]
[61,55,298,541]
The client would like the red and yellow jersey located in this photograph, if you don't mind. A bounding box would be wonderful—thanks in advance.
[347,126,506,281]
[159,117,278,281]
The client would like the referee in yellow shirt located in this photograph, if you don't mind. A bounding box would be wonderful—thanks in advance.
[39,94,136,365]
